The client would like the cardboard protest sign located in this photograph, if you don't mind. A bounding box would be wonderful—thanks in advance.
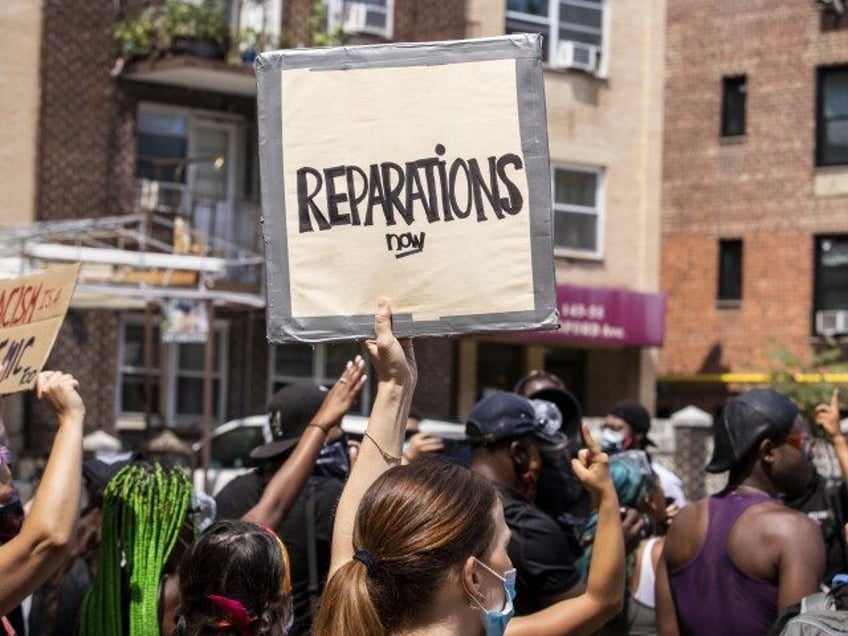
[0,263,80,394]
[256,34,557,342]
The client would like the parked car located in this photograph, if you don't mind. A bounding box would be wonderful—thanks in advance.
[193,413,467,495]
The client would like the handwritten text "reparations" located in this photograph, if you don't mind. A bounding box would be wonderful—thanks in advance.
[296,144,525,234]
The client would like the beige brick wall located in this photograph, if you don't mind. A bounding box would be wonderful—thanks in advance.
[661,1,848,380]
[546,0,665,293]
[0,1,41,227]
[466,1,667,411]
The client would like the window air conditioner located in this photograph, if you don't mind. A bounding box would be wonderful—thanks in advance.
[343,1,368,33]
[815,309,848,335]
[554,41,600,73]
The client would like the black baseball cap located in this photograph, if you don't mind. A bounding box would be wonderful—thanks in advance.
[607,401,656,448]
[706,388,798,473]
[250,383,328,462]
[465,391,568,450]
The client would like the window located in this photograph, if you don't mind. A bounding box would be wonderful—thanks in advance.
[136,109,189,184]
[721,75,747,137]
[814,236,848,335]
[270,343,371,414]
[326,0,393,39]
[717,239,743,304]
[552,165,603,257]
[117,314,228,426]
[815,236,848,311]
[135,104,257,258]
[817,67,848,166]
[505,0,605,69]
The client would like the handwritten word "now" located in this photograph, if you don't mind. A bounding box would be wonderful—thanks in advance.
[385,232,425,258]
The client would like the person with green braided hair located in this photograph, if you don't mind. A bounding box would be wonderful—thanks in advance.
[78,461,193,636]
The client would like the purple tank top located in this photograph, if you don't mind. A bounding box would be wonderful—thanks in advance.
[669,491,778,636]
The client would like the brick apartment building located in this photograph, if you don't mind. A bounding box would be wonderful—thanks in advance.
[2,0,666,456]
[659,0,848,415]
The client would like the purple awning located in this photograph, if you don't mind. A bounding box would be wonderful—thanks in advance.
[517,284,666,347]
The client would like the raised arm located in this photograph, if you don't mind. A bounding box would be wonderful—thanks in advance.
[242,356,366,528]
[0,371,84,615]
[506,424,624,636]
[815,388,848,482]
[328,299,416,576]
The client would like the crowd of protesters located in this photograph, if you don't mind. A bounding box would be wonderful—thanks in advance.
[1,301,848,635]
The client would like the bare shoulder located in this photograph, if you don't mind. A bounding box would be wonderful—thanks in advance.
[738,500,822,558]
[663,499,708,567]
[759,501,821,540]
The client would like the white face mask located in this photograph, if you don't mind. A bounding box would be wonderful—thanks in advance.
[600,428,626,454]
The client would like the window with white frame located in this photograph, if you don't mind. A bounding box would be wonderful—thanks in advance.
[326,0,393,40]
[117,314,228,425]
[552,165,603,257]
[505,0,605,69]
[270,343,371,414]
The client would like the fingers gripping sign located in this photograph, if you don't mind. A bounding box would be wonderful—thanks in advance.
[364,299,417,388]
[35,371,84,421]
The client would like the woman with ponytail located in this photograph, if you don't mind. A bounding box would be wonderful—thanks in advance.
[313,300,624,636]
[314,458,505,635]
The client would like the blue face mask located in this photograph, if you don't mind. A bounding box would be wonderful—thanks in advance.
[472,558,517,636]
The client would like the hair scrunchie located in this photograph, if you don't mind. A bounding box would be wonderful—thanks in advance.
[208,594,253,636]
[353,549,379,577]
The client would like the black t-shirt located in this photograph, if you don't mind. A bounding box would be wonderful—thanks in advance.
[215,470,344,635]
[499,485,582,615]
[784,473,848,587]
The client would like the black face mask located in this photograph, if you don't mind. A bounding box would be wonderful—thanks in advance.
[0,495,24,544]
[314,437,350,480]
[535,452,593,521]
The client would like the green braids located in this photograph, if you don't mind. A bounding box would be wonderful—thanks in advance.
[80,462,192,635]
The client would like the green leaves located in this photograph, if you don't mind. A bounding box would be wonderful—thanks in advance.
[767,341,848,420]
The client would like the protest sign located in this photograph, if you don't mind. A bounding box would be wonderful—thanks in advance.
[256,34,557,342]
[161,299,209,343]
[0,263,81,394]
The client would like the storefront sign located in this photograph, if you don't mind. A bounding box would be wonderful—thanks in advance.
[551,284,666,347]
[0,263,81,394]
[256,34,557,342]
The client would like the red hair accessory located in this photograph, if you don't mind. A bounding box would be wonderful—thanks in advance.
[208,594,253,636]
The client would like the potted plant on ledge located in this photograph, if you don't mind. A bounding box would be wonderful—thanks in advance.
[113,0,229,64]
